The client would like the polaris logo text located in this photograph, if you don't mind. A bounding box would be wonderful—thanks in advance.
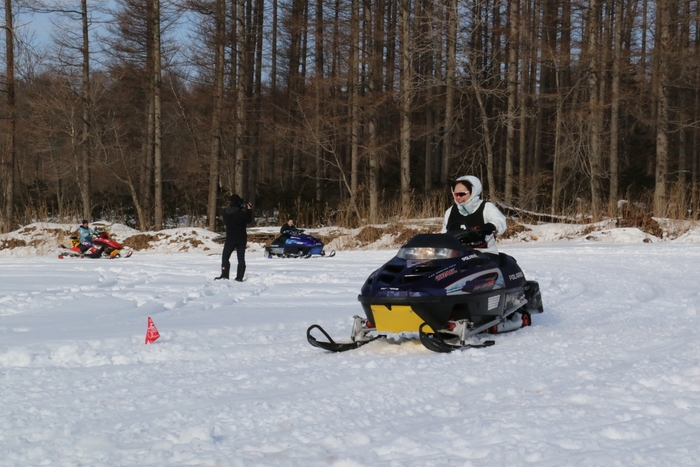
[462,254,478,261]
[508,272,524,281]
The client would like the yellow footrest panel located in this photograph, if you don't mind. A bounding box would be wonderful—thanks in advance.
[370,305,434,334]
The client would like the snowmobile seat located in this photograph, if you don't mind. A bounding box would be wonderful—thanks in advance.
[498,252,517,268]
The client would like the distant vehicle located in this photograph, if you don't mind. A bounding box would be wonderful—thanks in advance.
[265,228,335,258]
[58,230,133,259]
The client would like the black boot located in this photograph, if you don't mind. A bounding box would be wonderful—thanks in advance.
[215,263,230,280]
[234,264,246,282]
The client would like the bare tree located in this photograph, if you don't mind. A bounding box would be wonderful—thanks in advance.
[440,0,455,185]
[586,0,604,217]
[233,0,245,195]
[608,0,623,211]
[504,0,518,204]
[150,0,163,229]
[348,0,359,200]
[2,0,15,232]
[205,0,225,230]
[653,0,671,216]
[399,0,411,212]
[36,0,96,221]
[314,0,324,202]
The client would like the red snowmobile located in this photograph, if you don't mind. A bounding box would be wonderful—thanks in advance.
[58,230,133,259]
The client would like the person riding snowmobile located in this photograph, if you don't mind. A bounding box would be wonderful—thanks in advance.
[280,219,297,236]
[306,176,541,352]
[441,175,507,256]
[442,175,531,332]
[77,220,103,255]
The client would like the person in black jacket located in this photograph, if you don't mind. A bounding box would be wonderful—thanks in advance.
[216,194,253,281]
[280,219,296,236]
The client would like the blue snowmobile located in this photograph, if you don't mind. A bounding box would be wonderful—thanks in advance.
[264,228,336,258]
[307,228,543,353]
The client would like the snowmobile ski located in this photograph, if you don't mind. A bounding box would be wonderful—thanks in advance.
[306,323,384,353]
[418,323,495,353]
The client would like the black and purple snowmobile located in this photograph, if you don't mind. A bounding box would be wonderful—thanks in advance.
[307,229,543,353]
[264,228,335,258]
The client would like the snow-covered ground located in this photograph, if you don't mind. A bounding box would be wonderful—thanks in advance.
[2,226,700,466]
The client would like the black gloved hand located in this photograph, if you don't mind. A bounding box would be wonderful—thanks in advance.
[478,223,497,235]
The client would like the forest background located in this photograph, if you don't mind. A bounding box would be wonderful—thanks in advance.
[1,0,699,233]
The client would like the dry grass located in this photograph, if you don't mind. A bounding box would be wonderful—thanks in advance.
[0,238,28,250]
[123,234,160,251]
[355,226,386,244]
[177,238,204,250]
[502,220,532,239]
[248,233,278,245]
[616,216,663,237]
[580,225,598,236]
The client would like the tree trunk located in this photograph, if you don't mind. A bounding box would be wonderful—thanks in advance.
[235,0,246,195]
[693,16,700,215]
[609,0,622,213]
[469,46,496,201]
[79,0,91,222]
[518,0,531,208]
[142,0,155,229]
[441,0,456,185]
[653,0,670,216]
[207,0,226,231]
[587,0,604,218]
[551,73,564,215]
[3,0,15,232]
[152,0,163,230]
[505,0,518,205]
[286,0,304,192]
[249,0,264,207]
[366,0,384,223]
[271,0,277,96]
[349,0,359,201]
[315,0,324,203]
[399,0,411,213]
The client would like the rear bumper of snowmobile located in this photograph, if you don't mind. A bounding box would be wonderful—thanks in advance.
[358,289,512,334]
[358,278,542,334]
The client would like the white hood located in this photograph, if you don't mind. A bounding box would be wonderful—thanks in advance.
[454,175,483,215]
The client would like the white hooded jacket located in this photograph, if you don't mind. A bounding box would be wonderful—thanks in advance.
[440,175,507,255]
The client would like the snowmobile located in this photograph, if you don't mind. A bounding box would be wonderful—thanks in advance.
[264,228,335,258]
[58,230,133,259]
[307,229,543,353]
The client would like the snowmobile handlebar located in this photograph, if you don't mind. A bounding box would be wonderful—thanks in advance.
[451,224,496,247]
[453,224,496,238]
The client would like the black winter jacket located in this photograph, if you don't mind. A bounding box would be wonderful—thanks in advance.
[222,206,253,243]
[280,224,296,235]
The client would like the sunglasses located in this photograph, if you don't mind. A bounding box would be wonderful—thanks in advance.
[453,191,470,197]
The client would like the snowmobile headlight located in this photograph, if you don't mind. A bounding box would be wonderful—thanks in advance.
[396,247,460,260]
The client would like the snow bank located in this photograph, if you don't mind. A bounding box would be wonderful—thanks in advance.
[2,215,699,258]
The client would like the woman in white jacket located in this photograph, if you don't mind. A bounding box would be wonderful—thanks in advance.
[440,175,507,256]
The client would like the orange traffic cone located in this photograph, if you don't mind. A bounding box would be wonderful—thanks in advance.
[145,317,160,344]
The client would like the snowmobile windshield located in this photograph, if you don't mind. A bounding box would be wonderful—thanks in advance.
[396,247,461,260]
